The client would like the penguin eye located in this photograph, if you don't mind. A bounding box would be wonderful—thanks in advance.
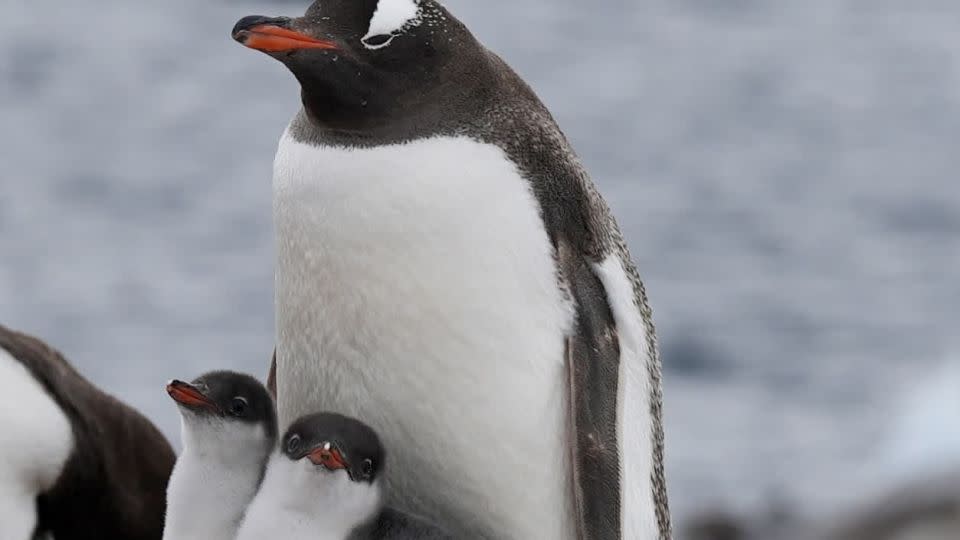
[228,397,248,417]
[361,459,374,478]
[362,34,393,48]
[287,434,301,454]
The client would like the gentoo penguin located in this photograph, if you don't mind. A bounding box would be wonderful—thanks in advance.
[0,324,175,540]
[232,1,671,538]
[163,371,277,540]
[236,412,453,540]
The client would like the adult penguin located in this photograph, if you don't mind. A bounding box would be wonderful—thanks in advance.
[235,1,671,538]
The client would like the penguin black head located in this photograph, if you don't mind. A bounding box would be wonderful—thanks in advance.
[166,370,278,441]
[232,0,489,133]
[281,412,384,484]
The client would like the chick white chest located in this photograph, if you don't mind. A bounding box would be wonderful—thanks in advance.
[237,456,379,540]
[163,421,270,540]
[273,131,576,539]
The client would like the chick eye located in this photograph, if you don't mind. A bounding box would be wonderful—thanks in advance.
[228,397,248,417]
[287,434,301,454]
[361,458,374,477]
[362,34,393,48]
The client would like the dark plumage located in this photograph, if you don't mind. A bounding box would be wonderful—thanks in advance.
[283,412,384,485]
[170,370,278,441]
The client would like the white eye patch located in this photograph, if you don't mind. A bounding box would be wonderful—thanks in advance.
[362,0,421,50]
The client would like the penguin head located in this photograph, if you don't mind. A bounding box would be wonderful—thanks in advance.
[231,0,491,133]
[166,371,278,450]
[281,412,384,485]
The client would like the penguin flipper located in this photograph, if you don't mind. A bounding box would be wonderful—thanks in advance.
[558,239,622,540]
[267,349,277,398]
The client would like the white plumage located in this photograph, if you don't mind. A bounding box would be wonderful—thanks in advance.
[273,131,577,539]
[162,416,272,540]
[362,0,421,49]
[0,348,73,540]
[236,454,382,540]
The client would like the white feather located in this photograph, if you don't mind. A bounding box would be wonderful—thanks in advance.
[0,348,73,540]
[593,255,657,539]
[362,0,421,49]
[273,131,577,539]
[162,414,272,540]
[237,454,381,540]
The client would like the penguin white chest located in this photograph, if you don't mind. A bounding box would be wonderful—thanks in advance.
[0,349,73,540]
[273,131,576,539]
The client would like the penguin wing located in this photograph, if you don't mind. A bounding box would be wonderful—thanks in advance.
[556,238,623,540]
[267,349,277,398]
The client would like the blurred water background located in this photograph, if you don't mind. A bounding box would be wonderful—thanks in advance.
[2,0,959,536]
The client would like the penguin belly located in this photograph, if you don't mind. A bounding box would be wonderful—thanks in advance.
[0,349,72,540]
[274,132,576,540]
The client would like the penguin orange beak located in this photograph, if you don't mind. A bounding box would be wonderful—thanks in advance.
[166,380,217,411]
[232,16,338,52]
[307,444,348,471]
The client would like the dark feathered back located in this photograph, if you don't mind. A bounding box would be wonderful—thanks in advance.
[0,324,175,540]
